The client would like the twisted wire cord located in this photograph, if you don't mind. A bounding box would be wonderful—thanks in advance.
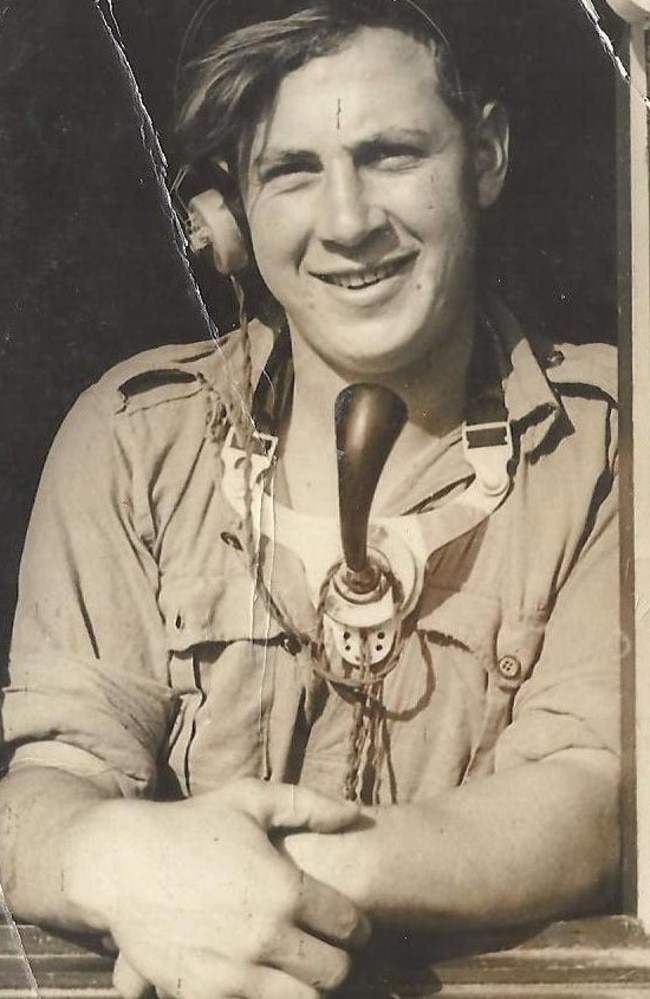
[231,276,257,575]
[344,679,388,804]
[364,681,385,805]
[344,632,372,802]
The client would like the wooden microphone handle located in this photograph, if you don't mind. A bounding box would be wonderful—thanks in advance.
[335,384,407,586]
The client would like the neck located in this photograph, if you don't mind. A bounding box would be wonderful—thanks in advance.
[278,310,475,516]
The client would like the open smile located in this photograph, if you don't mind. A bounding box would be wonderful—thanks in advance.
[314,253,416,290]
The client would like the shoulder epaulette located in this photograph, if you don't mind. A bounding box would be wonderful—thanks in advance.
[90,341,215,415]
[90,321,275,416]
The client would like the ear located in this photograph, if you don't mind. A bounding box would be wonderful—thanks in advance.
[472,101,510,210]
[186,188,249,275]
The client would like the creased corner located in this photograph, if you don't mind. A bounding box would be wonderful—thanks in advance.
[91,0,214,335]
[576,0,650,109]
[0,881,38,997]
[91,0,258,431]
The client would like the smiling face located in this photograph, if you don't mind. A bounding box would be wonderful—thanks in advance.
[241,27,507,379]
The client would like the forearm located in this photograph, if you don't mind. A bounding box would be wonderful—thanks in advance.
[0,766,120,932]
[283,750,620,932]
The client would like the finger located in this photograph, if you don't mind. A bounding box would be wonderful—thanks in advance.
[232,780,361,834]
[150,957,319,999]
[266,926,352,992]
[246,965,321,999]
[295,872,371,949]
[113,953,154,999]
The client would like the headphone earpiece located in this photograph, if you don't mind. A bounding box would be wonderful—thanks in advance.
[186,188,249,275]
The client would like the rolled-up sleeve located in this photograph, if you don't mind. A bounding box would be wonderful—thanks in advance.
[2,389,176,796]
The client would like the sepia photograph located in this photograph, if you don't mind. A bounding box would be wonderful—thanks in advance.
[0,0,648,995]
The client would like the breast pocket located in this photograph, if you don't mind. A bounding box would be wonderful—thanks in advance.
[416,585,548,786]
[158,571,291,796]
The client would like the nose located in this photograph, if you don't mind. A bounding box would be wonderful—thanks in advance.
[315,159,387,249]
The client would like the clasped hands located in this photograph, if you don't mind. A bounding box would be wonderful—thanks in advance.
[64,779,370,999]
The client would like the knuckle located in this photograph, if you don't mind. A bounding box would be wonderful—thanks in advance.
[248,920,277,962]
[272,873,302,921]
[221,964,255,999]
[249,903,294,962]
[238,880,300,961]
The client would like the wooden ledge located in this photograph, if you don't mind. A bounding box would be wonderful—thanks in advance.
[2,917,650,998]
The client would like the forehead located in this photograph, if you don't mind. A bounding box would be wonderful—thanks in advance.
[250,27,448,156]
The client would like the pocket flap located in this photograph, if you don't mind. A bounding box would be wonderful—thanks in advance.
[418,585,547,688]
[418,585,502,671]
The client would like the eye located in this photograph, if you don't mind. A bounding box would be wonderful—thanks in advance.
[366,144,425,170]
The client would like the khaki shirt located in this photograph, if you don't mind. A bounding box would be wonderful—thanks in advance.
[3,303,619,804]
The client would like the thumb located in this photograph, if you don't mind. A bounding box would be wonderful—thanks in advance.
[230,780,361,834]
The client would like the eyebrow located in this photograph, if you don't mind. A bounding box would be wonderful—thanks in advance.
[253,148,320,174]
[354,127,433,147]
[253,127,434,174]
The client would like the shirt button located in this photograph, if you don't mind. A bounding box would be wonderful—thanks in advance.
[281,634,302,656]
[545,348,565,369]
[498,655,522,680]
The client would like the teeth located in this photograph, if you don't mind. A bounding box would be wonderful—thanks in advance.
[320,258,406,289]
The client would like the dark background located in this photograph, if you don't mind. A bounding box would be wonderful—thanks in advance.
[0,0,623,665]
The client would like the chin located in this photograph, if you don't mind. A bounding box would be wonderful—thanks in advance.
[325,345,427,381]
[332,328,442,380]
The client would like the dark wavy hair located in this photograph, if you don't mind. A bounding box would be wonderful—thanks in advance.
[174,0,489,182]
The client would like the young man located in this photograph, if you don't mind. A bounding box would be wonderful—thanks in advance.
[0,3,619,999]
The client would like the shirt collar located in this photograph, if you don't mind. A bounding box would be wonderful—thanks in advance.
[241,301,563,512]
[486,297,562,454]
